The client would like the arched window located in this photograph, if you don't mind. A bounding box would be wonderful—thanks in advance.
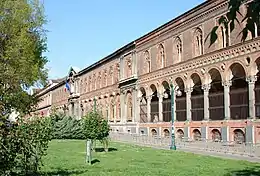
[175,37,182,63]
[194,28,203,57]
[144,50,151,73]
[157,44,165,68]
[88,76,92,91]
[127,92,133,122]
[219,23,230,48]
[103,69,107,87]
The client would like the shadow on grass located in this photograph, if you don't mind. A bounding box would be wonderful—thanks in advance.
[94,147,118,152]
[24,169,88,176]
[41,169,88,176]
[91,159,100,164]
[225,166,260,176]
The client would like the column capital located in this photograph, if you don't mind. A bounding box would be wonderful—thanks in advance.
[246,75,257,84]
[202,84,211,92]
[157,93,164,99]
[184,87,193,93]
[222,80,232,87]
[146,95,152,101]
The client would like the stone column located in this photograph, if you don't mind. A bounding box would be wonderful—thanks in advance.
[147,96,152,123]
[202,84,210,120]
[185,87,192,121]
[158,93,163,122]
[246,76,257,119]
[222,81,232,120]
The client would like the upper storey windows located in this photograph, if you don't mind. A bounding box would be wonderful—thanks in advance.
[219,24,230,48]
[144,50,151,73]
[174,36,182,63]
[157,44,165,69]
[193,28,203,57]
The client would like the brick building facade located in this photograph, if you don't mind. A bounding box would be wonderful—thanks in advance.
[35,0,260,143]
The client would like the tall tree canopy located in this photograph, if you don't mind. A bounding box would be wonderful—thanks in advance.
[208,0,260,45]
[0,0,48,116]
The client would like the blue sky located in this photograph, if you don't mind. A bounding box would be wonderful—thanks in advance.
[44,0,205,79]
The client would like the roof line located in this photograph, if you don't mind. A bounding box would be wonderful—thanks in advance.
[135,0,214,43]
[78,41,135,76]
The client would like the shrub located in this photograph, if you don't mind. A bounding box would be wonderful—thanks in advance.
[51,113,85,139]
[0,116,53,176]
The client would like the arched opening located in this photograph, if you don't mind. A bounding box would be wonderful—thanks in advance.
[233,129,245,144]
[229,63,248,120]
[211,129,222,142]
[150,84,159,122]
[163,129,170,137]
[109,96,115,122]
[192,129,201,141]
[255,58,260,118]
[177,129,184,139]
[139,87,148,123]
[191,73,204,121]
[126,91,133,122]
[209,68,224,120]
[175,77,186,121]
[116,95,120,122]
[162,81,171,122]
[151,129,158,136]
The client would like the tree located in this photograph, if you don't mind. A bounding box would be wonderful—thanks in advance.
[0,0,48,117]
[208,0,260,45]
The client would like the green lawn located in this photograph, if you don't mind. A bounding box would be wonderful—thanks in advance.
[41,140,260,176]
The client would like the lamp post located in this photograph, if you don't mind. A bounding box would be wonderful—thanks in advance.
[170,82,182,150]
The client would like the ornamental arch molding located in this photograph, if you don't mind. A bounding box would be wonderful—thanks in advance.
[251,56,260,76]
[188,71,205,88]
[224,61,249,81]
[204,66,224,84]
[207,67,223,85]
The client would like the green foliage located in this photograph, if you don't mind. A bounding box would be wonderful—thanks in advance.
[207,0,260,46]
[51,113,85,140]
[0,0,48,115]
[82,111,110,141]
[0,116,53,176]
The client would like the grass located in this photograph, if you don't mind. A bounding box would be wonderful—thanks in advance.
[41,140,260,176]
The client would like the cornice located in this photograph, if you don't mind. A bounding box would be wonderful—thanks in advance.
[138,38,260,85]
